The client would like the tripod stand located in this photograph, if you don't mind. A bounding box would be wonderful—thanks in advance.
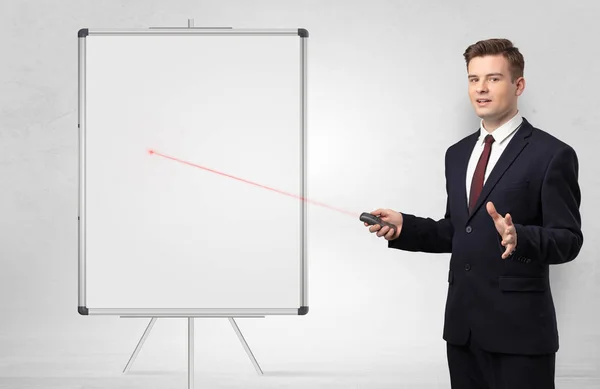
[122,316,263,388]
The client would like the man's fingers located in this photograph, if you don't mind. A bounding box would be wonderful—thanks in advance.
[486,201,501,221]
[377,225,390,237]
[502,244,514,259]
[505,213,513,226]
[502,244,511,259]
[369,224,381,233]
[371,209,384,217]
[384,226,396,240]
[504,226,516,238]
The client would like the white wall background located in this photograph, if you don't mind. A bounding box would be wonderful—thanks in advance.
[1,0,599,388]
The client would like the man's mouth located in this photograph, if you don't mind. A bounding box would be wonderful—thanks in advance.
[477,99,492,103]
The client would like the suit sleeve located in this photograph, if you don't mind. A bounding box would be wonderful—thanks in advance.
[511,145,583,265]
[387,149,454,253]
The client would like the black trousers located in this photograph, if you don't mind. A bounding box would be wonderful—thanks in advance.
[446,334,556,389]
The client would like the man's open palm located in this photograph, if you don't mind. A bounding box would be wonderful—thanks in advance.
[487,201,517,259]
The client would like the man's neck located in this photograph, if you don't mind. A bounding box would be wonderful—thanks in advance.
[482,109,518,133]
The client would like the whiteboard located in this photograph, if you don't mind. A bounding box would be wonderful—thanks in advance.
[77,28,308,317]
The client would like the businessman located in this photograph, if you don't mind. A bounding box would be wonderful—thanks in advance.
[366,38,583,388]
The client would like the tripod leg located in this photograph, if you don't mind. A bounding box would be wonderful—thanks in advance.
[123,317,157,373]
[228,318,263,375]
[188,317,194,389]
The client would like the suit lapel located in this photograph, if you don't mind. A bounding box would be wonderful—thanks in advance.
[466,118,533,223]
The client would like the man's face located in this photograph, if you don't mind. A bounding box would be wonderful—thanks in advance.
[467,55,524,125]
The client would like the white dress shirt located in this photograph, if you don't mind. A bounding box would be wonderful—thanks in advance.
[465,112,523,206]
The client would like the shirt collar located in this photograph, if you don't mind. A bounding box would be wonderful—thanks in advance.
[478,111,523,145]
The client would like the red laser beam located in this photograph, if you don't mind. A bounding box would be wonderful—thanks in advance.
[148,148,359,218]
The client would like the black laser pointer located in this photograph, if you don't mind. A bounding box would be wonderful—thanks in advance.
[360,212,397,236]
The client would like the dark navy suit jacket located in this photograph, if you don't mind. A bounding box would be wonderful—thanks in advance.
[389,117,583,355]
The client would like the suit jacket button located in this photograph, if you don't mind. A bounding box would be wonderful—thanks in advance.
[465,226,472,233]
[464,263,471,271]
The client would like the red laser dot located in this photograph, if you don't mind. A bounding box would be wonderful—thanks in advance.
[148,149,155,155]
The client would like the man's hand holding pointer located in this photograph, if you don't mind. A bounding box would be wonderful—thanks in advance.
[365,209,403,240]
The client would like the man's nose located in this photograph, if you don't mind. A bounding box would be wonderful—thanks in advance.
[477,81,488,93]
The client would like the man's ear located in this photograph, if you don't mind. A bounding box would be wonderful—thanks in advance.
[515,77,526,96]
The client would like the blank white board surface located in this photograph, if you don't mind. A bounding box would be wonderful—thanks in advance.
[77,28,308,316]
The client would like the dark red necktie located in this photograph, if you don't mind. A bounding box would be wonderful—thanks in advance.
[469,134,495,213]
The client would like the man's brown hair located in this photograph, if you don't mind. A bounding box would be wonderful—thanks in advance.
[463,38,525,82]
